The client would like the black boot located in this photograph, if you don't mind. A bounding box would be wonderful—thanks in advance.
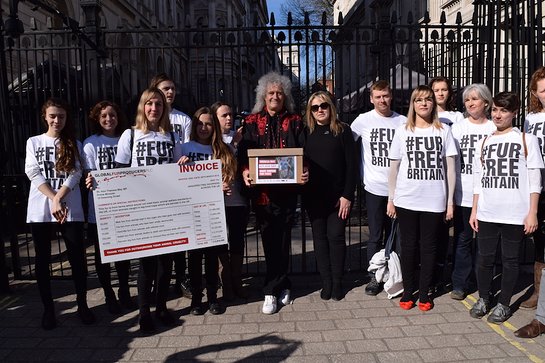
[41,305,57,330]
[118,286,136,310]
[105,289,122,314]
[331,280,344,301]
[77,302,96,325]
[320,278,332,300]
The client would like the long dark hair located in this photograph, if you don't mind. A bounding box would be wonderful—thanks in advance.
[41,98,81,173]
[191,106,237,185]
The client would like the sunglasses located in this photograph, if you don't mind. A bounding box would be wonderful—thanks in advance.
[310,102,330,112]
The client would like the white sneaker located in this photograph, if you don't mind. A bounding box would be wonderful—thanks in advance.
[262,295,277,314]
[279,289,292,305]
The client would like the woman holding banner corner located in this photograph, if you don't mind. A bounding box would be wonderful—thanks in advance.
[83,101,134,314]
[179,106,238,315]
[113,87,182,333]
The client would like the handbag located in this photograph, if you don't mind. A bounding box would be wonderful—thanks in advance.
[367,218,403,299]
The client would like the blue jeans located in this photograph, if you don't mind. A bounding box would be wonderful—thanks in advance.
[451,206,476,292]
[476,221,523,306]
[537,268,545,324]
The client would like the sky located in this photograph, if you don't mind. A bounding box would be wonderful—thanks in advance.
[266,1,284,22]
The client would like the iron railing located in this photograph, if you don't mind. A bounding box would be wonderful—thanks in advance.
[1,1,543,279]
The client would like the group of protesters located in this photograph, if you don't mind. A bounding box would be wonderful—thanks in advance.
[24,66,545,339]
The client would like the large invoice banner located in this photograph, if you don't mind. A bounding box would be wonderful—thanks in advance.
[92,160,227,263]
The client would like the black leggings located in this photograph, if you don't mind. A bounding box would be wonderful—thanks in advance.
[30,222,87,308]
[396,207,443,301]
[137,255,173,314]
[88,223,130,297]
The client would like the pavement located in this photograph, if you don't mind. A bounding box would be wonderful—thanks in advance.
[1,271,545,362]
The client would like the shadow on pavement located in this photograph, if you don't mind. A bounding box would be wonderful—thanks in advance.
[164,333,301,362]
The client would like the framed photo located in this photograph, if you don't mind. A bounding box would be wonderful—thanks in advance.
[248,148,304,184]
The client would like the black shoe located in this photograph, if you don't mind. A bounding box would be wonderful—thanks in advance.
[139,313,155,333]
[190,303,205,316]
[209,301,223,315]
[118,288,136,310]
[178,278,193,299]
[365,277,382,296]
[155,309,176,326]
[331,282,344,301]
[320,288,332,300]
[41,307,57,330]
[320,279,332,300]
[77,305,96,325]
[106,297,122,314]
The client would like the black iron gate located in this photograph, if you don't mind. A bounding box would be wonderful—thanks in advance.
[1,1,543,280]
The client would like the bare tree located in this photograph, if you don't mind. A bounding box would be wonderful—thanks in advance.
[276,0,334,26]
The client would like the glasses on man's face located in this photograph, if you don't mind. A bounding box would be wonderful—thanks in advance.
[414,97,434,104]
[310,102,330,112]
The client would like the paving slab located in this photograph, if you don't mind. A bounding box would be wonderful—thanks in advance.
[0,270,545,362]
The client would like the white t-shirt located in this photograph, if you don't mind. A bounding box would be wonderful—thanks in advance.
[389,124,458,212]
[351,109,407,196]
[222,130,235,145]
[83,134,119,223]
[115,128,181,167]
[25,134,84,223]
[170,108,192,143]
[439,110,464,126]
[451,118,496,207]
[524,112,545,160]
[181,141,246,207]
[473,128,544,225]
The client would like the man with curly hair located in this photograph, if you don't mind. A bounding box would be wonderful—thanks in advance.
[238,72,308,314]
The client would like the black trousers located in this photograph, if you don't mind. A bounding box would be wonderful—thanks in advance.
[396,207,443,300]
[172,251,187,283]
[365,191,392,268]
[255,198,296,296]
[307,206,347,285]
[30,222,87,308]
[188,246,221,301]
[225,206,249,255]
[476,220,523,306]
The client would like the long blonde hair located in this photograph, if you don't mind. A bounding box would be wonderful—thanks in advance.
[191,107,237,185]
[134,88,172,134]
[406,85,442,131]
[305,91,343,136]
